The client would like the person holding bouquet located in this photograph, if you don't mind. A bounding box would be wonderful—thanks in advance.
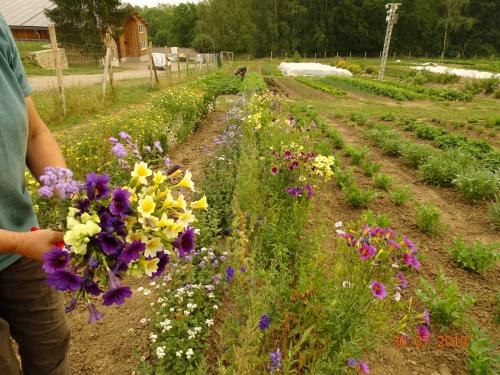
[0,14,70,375]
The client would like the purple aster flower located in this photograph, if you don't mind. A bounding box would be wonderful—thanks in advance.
[358,360,370,374]
[403,236,417,253]
[46,270,84,292]
[65,296,78,313]
[402,252,421,270]
[416,325,431,342]
[42,247,70,273]
[39,186,53,198]
[240,266,246,273]
[396,272,408,289]
[97,232,123,255]
[347,358,358,367]
[371,281,387,299]
[164,156,171,168]
[119,131,131,140]
[38,167,82,199]
[173,227,195,258]
[388,239,401,251]
[87,256,99,270]
[154,140,163,153]
[226,266,235,282]
[87,303,104,324]
[85,173,110,201]
[151,252,169,278]
[269,349,282,372]
[271,166,280,175]
[109,188,131,217]
[111,143,127,158]
[358,244,377,260]
[144,145,152,153]
[109,137,118,144]
[259,314,270,330]
[199,260,206,268]
[121,240,146,264]
[305,183,314,198]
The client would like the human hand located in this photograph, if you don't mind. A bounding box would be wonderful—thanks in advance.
[15,229,65,262]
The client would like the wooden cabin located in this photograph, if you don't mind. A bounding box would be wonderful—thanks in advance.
[0,0,53,41]
[118,13,148,62]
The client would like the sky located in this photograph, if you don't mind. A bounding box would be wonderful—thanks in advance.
[126,0,199,6]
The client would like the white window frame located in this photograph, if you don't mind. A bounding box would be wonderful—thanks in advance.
[138,23,144,33]
[141,38,147,51]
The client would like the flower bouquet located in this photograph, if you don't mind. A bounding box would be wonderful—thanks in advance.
[38,158,207,323]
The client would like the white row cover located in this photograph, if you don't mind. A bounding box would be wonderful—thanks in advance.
[411,63,499,80]
[278,62,353,77]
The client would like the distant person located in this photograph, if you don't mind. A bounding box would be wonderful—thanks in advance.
[0,14,70,375]
[235,66,247,80]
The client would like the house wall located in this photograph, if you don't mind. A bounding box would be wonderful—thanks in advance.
[11,28,49,40]
[118,15,148,60]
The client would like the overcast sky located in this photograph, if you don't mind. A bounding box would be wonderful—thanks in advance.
[126,0,199,6]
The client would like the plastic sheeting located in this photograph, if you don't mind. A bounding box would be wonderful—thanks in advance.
[411,63,499,80]
[278,62,353,77]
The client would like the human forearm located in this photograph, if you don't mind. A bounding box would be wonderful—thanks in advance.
[0,228,64,261]
[25,96,66,180]
[0,229,22,254]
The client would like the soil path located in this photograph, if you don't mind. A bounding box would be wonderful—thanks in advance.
[274,77,499,375]
[66,96,234,375]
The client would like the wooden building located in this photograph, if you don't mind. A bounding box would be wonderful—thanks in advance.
[118,13,148,62]
[0,0,53,40]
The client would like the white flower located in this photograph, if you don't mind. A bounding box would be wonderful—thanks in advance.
[161,303,167,308]
[150,281,156,286]
[169,307,175,312]
[184,310,190,316]
[391,263,400,268]
[342,280,351,288]
[149,333,158,343]
[336,229,346,235]
[212,305,218,310]
[185,348,194,360]
[208,293,215,299]
[137,287,144,292]
[156,346,166,359]
[394,292,401,302]
[194,327,202,332]
[205,319,214,327]
[335,221,343,228]
[140,318,147,325]
[176,350,183,358]
[143,289,151,296]
[150,302,155,307]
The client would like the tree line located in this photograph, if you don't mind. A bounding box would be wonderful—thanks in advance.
[46,0,498,58]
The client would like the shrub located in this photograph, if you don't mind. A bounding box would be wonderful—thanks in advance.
[389,186,412,206]
[447,237,499,274]
[364,65,378,75]
[335,167,355,189]
[262,65,273,76]
[373,173,393,191]
[415,203,445,236]
[344,184,377,208]
[380,112,396,121]
[361,160,381,176]
[400,143,436,168]
[453,168,500,203]
[417,271,474,327]
[488,195,500,230]
[379,137,404,156]
[361,209,391,227]
[191,33,216,53]
[419,150,471,187]
[414,123,447,140]
[292,50,302,62]
[467,320,499,375]
[345,146,368,165]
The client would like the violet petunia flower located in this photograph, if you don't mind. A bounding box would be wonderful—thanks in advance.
[226,266,235,282]
[42,247,70,273]
[102,286,132,306]
[402,252,421,270]
[87,303,104,324]
[174,227,195,258]
[305,183,314,198]
[371,281,387,299]
[109,188,131,217]
[65,296,78,313]
[347,358,358,367]
[97,232,123,255]
[151,252,169,278]
[85,173,110,201]
[120,240,146,264]
[259,314,270,330]
[46,270,84,292]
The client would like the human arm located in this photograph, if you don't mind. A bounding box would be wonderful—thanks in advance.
[0,229,64,262]
[25,96,66,180]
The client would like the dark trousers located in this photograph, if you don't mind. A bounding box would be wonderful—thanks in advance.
[0,257,70,375]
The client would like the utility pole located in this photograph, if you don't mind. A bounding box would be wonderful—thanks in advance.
[378,3,401,80]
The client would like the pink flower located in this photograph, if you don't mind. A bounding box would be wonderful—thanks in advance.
[358,360,370,373]
[358,244,377,260]
[271,166,280,175]
[371,281,387,299]
[402,252,421,270]
[416,325,431,342]
[396,272,408,289]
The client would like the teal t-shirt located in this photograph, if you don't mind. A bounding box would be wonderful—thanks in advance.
[0,14,38,270]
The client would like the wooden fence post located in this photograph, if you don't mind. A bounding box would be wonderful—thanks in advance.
[177,54,181,80]
[148,42,158,87]
[164,46,170,83]
[271,50,273,61]
[48,24,66,116]
[364,51,367,60]
[185,51,189,78]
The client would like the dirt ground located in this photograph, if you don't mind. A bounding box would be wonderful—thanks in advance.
[273,77,499,375]
[65,97,233,375]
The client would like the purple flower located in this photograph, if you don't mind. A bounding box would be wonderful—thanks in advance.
[109,137,118,144]
[423,309,430,326]
[120,240,146,264]
[119,131,131,140]
[284,150,293,160]
[416,325,431,342]
[38,167,82,199]
[167,164,182,176]
[164,156,171,168]
[226,266,235,282]
[145,145,152,153]
[271,166,280,175]
[46,270,83,292]
[87,303,104,324]
[109,188,131,217]
[112,143,127,158]
[269,349,282,372]
[151,252,169,278]
[402,252,421,270]
[154,140,163,153]
[39,186,53,198]
[286,187,301,197]
[259,314,270,330]
[97,232,123,255]
[371,281,387,299]
[347,358,358,367]
[212,274,222,285]
[358,244,377,261]
[396,272,408,289]
[403,236,417,253]
[85,173,110,201]
[359,360,370,374]
[240,266,246,273]
[65,296,78,313]
[83,279,102,296]
[173,227,195,258]
[388,239,401,251]
[102,286,132,306]
[42,247,70,273]
[305,183,314,198]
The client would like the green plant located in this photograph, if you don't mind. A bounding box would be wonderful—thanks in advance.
[373,173,393,191]
[345,146,368,165]
[296,77,346,96]
[453,169,500,203]
[467,319,500,375]
[292,50,302,62]
[414,123,447,140]
[344,184,377,208]
[361,209,391,227]
[447,237,499,274]
[361,160,381,177]
[488,195,500,230]
[335,167,355,189]
[417,271,474,327]
[389,186,412,206]
[400,143,436,168]
[415,203,445,236]
[262,65,273,76]
[379,137,404,156]
[419,150,471,187]
[380,112,396,121]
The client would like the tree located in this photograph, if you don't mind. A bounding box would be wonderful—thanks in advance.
[46,0,131,45]
[439,0,475,58]
[192,33,216,52]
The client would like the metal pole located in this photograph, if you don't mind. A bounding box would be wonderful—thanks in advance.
[378,3,401,80]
